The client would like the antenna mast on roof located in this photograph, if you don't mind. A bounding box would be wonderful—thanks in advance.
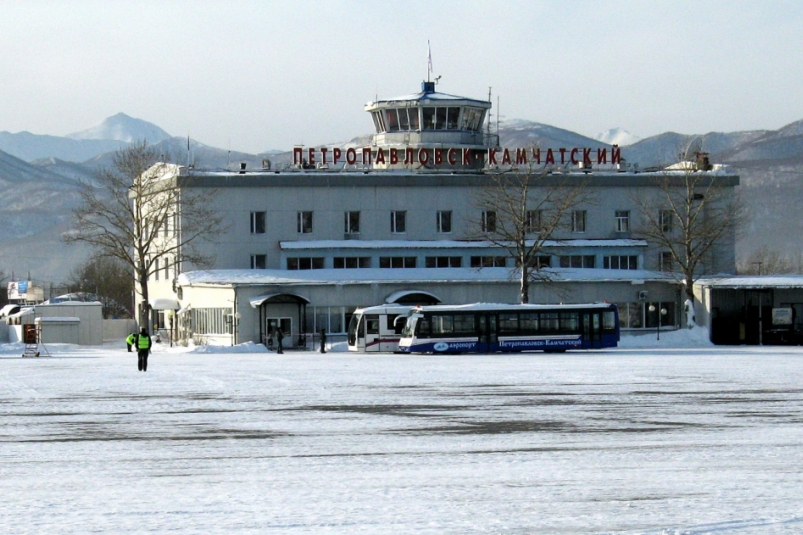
[487,87,492,136]
[427,40,433,83]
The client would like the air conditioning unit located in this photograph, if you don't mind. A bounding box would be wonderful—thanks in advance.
[638,290,648,300]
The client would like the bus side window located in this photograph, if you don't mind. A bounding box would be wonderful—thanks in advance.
[367,316,379,334]
[602,310,617,331]
[388,314,404,335]
[417,317,430,336]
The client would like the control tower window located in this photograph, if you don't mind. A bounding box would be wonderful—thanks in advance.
[398,109,410,130]
[447,107,460,130]
[408,108,420,130]
[423,107,436,130]
[435,108,447,129]
[372,112,386,133]
[386,109,400,132]
[461,108,483,131]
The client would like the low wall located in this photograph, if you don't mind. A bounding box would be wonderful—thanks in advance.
[104,319,139,343]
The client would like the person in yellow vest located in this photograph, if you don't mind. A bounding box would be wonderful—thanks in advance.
[125,332,136,352]
[134,327,152,372]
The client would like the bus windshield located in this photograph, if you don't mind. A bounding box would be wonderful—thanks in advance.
[401,315,418,338]
[347,314,361,346]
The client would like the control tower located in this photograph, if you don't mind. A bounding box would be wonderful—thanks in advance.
[364,81,498,171]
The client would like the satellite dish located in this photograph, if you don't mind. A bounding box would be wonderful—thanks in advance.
[683,137,703,161]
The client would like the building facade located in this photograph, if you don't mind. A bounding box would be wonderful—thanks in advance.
[138,82,739,347]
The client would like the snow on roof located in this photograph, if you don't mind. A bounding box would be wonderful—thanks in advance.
[368,90,490,106]
[280,239,648,250]
[698,275,803,289]
[179,267,674,287]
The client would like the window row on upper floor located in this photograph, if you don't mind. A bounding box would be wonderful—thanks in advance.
[248,209,676,237]
[247,253,645,271]
[370,106,486,133]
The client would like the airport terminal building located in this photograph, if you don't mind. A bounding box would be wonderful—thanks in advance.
[139,81,739,347]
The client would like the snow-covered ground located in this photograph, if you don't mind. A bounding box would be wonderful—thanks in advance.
[1,332,803,534]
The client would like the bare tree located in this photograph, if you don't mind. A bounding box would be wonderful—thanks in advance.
[737,246,801,275]
[67,255,135,318]
[64,142,224,329]
[631,158,747,308]
[470,165,591,303]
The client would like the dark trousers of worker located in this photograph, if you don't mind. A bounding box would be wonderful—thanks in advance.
[138,349,149,371]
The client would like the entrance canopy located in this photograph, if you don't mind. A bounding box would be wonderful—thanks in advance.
[150,298,180,310]
[385,290,441,305]
[250,293,311,308]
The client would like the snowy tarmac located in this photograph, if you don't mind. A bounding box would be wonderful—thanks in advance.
[1,337,803,534]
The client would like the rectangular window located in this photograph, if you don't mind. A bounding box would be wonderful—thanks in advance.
[190,308,229,335]
[572,210,586,233]
[379,256,417,268]
[164,258,169,280]
[437,210,452,233]
[525,210,541,233]
[425,256,462,268]
[251,254,267,269]
[453,314,475,335]
[297,211,313,234]
[250,211,266,234]
[345,211,360,234]
[470,256,507,268]
[499,313,518,334]
[603,255,638,270]
[559,255,596,268]
[391,211,406,234]
[615,210,630,232]
[287,257,324,270]
[482,211,497,233]
[661,251,675,272]
[660,210,673,233]
[154,258,159,281]
[516,256,551,269]
[333,257,371,269]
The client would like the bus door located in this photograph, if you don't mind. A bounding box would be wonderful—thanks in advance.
[477,314,498,352]
[364,314,381,351]
[582,311,602,348]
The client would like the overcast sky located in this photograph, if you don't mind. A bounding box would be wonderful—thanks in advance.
[1,0,802,154]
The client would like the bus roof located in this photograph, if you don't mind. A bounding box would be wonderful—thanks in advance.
[353,304,415,314]
[409,302,615,313]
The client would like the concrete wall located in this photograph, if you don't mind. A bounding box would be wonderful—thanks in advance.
[104,319,139,343]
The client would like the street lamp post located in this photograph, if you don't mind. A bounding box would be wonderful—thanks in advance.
[649,304,668,340]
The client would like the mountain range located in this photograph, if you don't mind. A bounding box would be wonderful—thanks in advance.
[1,113,802,283]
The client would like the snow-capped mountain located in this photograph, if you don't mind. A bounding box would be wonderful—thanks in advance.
[594,127,641,147]
[67,112,171,144]
[498,119,609,150]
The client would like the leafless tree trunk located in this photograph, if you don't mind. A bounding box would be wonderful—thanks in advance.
[64,142,225,331]
[469,165,592,303]
[631,162,747,309]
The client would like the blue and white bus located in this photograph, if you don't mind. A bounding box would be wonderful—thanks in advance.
[398,303,619,354]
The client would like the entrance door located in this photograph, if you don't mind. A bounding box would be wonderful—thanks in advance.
[266,317,292,348]
[364,314,380,352]
[582,312,602,348]
[477,314,498,353]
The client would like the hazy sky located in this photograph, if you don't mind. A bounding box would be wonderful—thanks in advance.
[2,0,802,153]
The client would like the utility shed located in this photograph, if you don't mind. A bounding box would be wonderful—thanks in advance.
[36,317,80,345]
[33,302,103,345]
[695,276,803,345]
